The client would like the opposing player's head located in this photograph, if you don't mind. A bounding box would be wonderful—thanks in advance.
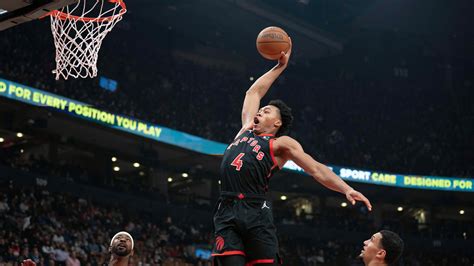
[109,231,134,258]
[359,230,403,266]
[253,99,293,137]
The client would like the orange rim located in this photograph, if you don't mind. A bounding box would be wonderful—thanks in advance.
[49,0,126,22]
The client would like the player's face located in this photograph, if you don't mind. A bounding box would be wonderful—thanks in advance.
[359,232,385,264]
[253,105,282,134]
[110,234,133,257]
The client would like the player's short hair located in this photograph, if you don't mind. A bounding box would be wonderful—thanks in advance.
[380,230,404,265]
[269,99,293,137]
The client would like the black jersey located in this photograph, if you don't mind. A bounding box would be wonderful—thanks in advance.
[220,130,280,194]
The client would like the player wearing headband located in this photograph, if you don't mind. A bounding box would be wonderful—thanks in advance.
[108,231,134,266]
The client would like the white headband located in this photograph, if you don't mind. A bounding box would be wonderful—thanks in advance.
[110,231,134,250]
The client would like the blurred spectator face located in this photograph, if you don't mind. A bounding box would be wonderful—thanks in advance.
[109,234,133,257]
[11,242,20,257]
[359,232,386,265]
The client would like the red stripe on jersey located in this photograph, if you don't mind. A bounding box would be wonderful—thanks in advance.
[269,138,280,169]
[211,250,246,257]
[267,164,278,179]
[246,259,275,265]
[257,133,275,137]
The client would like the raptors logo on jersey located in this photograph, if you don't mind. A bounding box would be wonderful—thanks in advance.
[220,130,280,194]
[215,236,225,251]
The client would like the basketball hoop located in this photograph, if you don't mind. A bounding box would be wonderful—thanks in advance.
[48,0,126,80]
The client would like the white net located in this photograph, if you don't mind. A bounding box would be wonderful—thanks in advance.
[49,0,126,80]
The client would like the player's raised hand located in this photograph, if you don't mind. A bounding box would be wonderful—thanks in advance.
[21,259,36,266]
[345,189,372,211]
[277,37,292,68]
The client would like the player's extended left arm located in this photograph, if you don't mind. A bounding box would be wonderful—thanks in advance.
[282,137,372,211]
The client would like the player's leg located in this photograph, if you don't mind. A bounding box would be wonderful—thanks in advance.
[244,236,281,266]
[212,234,246,266]
[245,201,282,266]
[212,199,246,266]
[211,232,246,266]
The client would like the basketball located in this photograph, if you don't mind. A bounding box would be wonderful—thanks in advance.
[256,26,291,60]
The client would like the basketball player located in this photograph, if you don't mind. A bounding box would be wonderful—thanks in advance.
[359,230,404,266]
[108,231,134,266]
[212,42,373,266]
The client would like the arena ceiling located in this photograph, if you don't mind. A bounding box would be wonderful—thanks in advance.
[131,0,343,61]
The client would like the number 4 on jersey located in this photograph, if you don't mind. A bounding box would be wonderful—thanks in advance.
[231,153,245,171]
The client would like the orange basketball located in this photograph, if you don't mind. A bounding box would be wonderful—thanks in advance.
[256,26,291,60]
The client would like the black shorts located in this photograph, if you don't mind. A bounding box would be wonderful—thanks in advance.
[212,193,281,265]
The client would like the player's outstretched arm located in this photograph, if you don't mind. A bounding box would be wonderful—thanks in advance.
[240,40,292,129]
[275,136,372,211]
